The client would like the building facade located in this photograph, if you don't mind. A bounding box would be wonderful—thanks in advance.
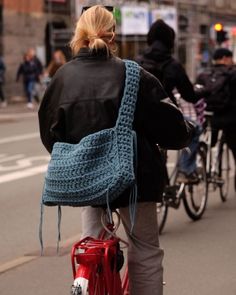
[172,0,236,79]
[2,0,72,100]
[2,0,236,100]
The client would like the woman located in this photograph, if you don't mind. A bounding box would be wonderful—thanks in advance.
[45,49,67,78]
[38,5,193,295]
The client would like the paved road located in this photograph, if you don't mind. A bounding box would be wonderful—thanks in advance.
[0,111,236,295]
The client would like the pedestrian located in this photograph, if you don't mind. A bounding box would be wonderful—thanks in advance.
[38,5,193,295]
[27,47,43,103]
[16,52,39,109]
[136,19,202,184]
[41,49,67,92]
[45,49,66,79]
[0,56,6,108]
[196,48,236,191]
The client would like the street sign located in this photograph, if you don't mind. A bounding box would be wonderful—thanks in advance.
[151,6,178,33]
[121,6,149,35]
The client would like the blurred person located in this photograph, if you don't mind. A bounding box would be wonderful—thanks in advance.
[27,47,43,79]
[137,19,199,105]
[16,52,39,109]
[38,5,194,295]
[0,56,6,108]
[196,48,236,191]
[27,47,43,103]
[137,19,202,184]
[45,49,66,78]
[41,50,67,97]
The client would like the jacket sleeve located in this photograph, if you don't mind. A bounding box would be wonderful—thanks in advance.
[165,61,198,104]
[134,68,194,150]
[38,74,65,153]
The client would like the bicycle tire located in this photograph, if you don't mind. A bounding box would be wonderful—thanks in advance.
[72,266,106,295]
[218,142,230,202]
[157,202,168,234]
[183,148,208,220]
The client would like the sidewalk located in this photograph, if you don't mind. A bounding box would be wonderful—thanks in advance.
[0,101,38,122]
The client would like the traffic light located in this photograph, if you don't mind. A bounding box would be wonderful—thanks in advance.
[214,23,228,44]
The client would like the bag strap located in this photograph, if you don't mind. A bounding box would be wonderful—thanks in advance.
[115,60,140,131]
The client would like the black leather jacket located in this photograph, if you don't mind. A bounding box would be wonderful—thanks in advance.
[38,48,193,206]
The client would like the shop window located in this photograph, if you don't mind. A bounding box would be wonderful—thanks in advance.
[44,0,70,14]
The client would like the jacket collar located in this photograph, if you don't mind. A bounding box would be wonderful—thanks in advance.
[73,47,111,60]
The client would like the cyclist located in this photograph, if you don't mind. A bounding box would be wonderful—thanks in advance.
[196,48,236,191]
[38,6,194,295]
[136,19,202,183]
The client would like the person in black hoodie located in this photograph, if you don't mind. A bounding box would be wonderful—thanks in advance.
[138,19,198,105]
[137,19,201,183]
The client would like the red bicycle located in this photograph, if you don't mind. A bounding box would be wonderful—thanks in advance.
[70,210,129,295]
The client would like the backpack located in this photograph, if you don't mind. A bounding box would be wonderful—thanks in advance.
[136,55,179,105]
[199,67,232,113]
[136,55,172,85]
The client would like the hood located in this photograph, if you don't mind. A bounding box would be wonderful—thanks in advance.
[143,41,172,63]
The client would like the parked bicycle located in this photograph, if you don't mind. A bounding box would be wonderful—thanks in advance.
[71,210,129,295]
[157,146,208,234]
[199,111,231,202]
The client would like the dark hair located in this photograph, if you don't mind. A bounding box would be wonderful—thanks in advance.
[147,19,175,49]
[213,48,233,60]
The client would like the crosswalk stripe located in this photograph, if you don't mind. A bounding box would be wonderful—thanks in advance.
[0,164,47,184]
[0,132,39,144]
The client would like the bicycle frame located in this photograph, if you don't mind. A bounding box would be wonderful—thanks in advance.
[71,211,129,295]
[201,112,224,184]
[158,142,208,233]
[199,111,231,202]
[163,149,186,208]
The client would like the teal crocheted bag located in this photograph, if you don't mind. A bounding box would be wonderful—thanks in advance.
[41,60,140,208]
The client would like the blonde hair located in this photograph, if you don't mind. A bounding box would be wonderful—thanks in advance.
[70,5,116,56]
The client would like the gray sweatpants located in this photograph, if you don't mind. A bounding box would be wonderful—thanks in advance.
[81,202,164,295]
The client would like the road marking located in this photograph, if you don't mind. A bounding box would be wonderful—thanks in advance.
[0,164,47,184]
[0,155,50,171]
[0,154,25,164]
[0,132,39,145]
[0,256,37,274]
[0,112,37,121]
[0,233,82,274]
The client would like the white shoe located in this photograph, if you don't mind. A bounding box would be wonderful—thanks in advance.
[26,102,34,109]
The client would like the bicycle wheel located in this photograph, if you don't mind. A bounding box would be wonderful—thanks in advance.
[72,264,106,295]
[183,148,208,220]
[218,141,230,202]
[156,201,168,234]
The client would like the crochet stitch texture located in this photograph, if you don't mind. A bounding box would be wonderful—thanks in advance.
[42,60,140,207]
